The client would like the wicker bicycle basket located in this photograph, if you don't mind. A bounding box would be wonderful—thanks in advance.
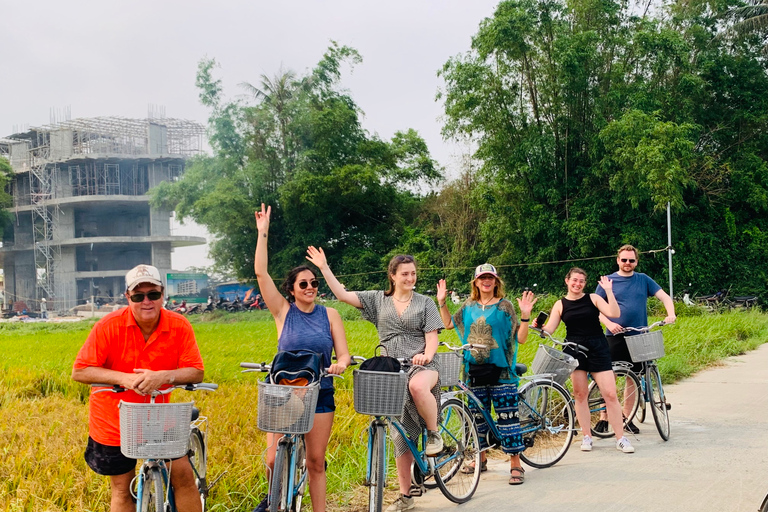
[626,330,665,362]
[531,344,578,385]
[119,401,193,459]
[353,369,408,417]
[435,352,462,388]
[257,380,320,434]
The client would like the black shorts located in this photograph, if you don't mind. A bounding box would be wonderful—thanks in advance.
[316,388,336,413]
[563,335,613,373]
[84,436,136,476]
[607,334,643,373]
[85,436,186,476]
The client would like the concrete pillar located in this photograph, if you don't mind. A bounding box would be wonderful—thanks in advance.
[152,242,172,286]
[14,251,36,309]
[54,246,77,311]
[53,206,75,241]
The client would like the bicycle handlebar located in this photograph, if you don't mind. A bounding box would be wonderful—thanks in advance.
[90,382,218,395]
[239,362,343,378]
[622,320,667,333]
[439,341,487,353]
[530,326,589,353]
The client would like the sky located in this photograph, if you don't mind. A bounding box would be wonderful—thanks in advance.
[0,0,499,271]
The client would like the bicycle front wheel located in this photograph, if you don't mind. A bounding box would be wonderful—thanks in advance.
[139,467,165,512]
[519,380,575,469]
[188,428,208,506]
[588,368,641,438]
[291,437,308,512]
[368,423,386,512]
[647,364,670,441]
[270,442,290,512]
[435,399,480,503]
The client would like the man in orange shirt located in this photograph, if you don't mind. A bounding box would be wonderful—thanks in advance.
[73,264,205,512]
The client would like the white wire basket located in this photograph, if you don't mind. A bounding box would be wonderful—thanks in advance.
[626,330,665,362]
[257,380,320,434]
[119,401,193,459]
[353,370,408,417]
[531,344,578,385]
[435,352,462,388]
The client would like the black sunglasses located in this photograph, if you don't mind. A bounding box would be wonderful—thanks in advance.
[620,258,637,263]
[298,279,320,290]
[129,291,163,302]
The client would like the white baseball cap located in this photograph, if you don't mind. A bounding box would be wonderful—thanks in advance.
[125,264,163,292]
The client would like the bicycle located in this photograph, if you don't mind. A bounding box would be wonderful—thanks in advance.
[91,382,219,511]
[241,361,340,512]
[351,354,482,512]
[436,337,580,470]
[588,321,671,440]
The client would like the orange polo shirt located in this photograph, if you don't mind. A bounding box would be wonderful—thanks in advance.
[73,307,204,446]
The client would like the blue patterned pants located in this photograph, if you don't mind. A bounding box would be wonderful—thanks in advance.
[466,382,525,455]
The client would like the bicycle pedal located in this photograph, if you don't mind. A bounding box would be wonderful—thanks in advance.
[665,403,672,410]
[409,485,424,497]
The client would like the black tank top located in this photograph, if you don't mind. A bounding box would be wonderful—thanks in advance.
[561,294,603,338]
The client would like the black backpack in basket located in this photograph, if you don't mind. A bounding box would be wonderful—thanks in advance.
[270,350,323,386]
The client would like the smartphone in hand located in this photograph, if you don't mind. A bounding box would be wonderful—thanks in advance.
[534,311,549,328]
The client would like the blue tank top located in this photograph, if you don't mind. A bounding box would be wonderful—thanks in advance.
[278,303,334,390]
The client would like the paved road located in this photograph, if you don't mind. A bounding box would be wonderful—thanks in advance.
[413,343,768,512]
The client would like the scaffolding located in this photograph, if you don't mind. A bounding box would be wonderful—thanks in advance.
[0,116,205,310]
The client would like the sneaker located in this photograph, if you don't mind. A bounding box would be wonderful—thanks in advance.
[580,436,593,452]
[252,496,269,512]
[624,419,640,434]
[616,436,635,453]
[593,420,608,434]
[386,495,415,512]
[425,430,444,456]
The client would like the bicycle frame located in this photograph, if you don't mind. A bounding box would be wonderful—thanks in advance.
[274,432,308,512]
[135,461,177,511]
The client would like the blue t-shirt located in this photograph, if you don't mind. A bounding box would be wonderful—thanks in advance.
[278,303,334,390]
[595,272,662,333]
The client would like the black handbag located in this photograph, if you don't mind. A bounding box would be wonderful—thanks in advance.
[359,356,401,373]
[467,363,502,386]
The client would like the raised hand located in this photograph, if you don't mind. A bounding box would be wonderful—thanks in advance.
[517,290,538,318]
[436,279,448,305]
[306,246,328,270]
[255,203,271,233]
[598,275,613,292]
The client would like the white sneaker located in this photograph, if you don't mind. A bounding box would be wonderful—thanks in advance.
[580,436,593,452]
[386,495,415,512]
[616,436,635,453]
[425,430,444,455]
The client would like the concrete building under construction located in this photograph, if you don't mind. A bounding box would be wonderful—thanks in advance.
[0,116,207,313]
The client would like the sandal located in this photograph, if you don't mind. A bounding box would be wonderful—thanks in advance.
[509,466,525,485]
[460,459,487,473]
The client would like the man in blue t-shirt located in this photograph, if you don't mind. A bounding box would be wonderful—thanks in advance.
[594,244,676,434]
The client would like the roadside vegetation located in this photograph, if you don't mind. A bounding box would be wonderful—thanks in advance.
[1,304,766,511]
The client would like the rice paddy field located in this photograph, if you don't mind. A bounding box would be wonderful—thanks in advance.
[1,304,766,511]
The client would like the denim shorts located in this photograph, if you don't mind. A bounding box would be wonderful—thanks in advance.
[315,388,336,413]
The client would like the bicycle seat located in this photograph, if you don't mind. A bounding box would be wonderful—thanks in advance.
[191,406,200,422]
[515,363,527,377]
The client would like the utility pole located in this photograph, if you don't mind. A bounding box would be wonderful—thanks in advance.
[667,202,674,298]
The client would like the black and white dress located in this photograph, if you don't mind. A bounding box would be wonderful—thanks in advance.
[356,290,444,456]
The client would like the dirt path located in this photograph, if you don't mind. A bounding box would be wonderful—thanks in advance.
[410,343,768,512]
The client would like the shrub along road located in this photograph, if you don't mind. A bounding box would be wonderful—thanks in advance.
[414,343,768,512]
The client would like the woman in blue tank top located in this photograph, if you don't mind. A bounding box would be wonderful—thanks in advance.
[534,267,636,454]
[252,204,352,512]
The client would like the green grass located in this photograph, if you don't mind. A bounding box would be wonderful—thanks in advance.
[1,305,767,511]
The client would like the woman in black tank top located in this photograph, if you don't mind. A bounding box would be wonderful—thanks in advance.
[533,267,636,454]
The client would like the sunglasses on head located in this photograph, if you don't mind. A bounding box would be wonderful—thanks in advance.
[129,291,163,302]
[620,258,637,263]
[298,279,319,290]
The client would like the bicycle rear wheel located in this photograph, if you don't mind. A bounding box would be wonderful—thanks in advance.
[588,368,641,438]
[188,428,208,507]
[270,442,290,512]
[368,423,386,512]
[435,399,480,503]
[139,467,165,512]
[519,380,575,469]
[291,437,308,512]
[647,364,670,441]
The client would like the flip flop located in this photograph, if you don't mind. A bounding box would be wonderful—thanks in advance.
[460,459,487,473]
[509,466,525,485]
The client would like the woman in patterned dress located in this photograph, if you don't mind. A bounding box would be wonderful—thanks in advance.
[306,248,444,512]
[437,263,535,485]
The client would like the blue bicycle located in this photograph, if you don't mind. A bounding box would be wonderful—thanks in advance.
[352,355,481,512]
[92,382,219,511]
